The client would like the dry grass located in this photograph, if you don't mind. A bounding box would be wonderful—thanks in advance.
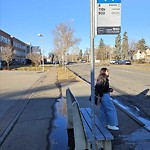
[3,65,52,71]
[57,67,81,83]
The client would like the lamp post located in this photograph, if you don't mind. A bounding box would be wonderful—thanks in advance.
[38,34,44,72]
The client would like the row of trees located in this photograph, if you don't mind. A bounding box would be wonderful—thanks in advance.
[51,23,149,63]
[0,22,79,68]
[0,22,81,69]
[1,22,149,68]
[114,32,148,60]
[0,45,42,69]
[96,32,149,61]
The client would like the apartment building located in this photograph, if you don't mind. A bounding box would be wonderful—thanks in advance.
[12,36,27,64]
[0,29,29,64]
[0,29,12,59]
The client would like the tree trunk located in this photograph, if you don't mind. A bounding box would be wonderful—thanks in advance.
[7,62,10,70]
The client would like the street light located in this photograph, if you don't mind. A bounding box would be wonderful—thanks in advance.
[38,34,44,72]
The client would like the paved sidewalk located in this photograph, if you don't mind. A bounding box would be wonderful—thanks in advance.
[0,67,60,150]
[0,71,46,118]
[62,77,150,150]
[0,67,150,150]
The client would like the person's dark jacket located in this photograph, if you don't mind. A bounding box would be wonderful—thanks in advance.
[95,74,113,97]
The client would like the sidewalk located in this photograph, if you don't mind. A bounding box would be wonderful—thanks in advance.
[0,67,60,150]
[0,67,150,150]
[61,76,150,150]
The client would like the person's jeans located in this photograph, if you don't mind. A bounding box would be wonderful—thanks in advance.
[100,93,118,126]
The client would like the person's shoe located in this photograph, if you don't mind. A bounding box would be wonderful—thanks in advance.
[107,125,119,130]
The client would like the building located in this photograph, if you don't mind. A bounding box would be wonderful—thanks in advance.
[31,46,41,54]
[145,49,150,63]
[0,30,12,61]
[0,29,27,64]
[12,36,27,64]
[0,29,41,64]
[133,49,150,63]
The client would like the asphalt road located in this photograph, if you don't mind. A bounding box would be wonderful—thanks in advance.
[67,63,150,118]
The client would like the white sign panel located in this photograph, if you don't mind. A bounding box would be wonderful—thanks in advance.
[96,0,121,35]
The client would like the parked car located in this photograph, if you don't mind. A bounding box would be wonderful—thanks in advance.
[110,60,116,64]
[114,60,122,64]
[110,59,131,65]
[115,59,131,65]
[121,60,131,65]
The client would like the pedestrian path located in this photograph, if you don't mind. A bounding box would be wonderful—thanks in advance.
[1,66,150,150]
[61,74,150,150]
[0,67,60,150]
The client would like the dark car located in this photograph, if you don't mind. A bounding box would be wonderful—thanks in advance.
[121,60,131,65]
[114,59,131,65]
[114,60,122,64]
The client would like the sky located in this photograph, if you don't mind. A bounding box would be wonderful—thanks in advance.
[0,0,150,56]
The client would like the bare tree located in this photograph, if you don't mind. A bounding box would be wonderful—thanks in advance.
[27,52,41,67]
[70,46,80,62]
[53,23,80,64]
[128,40,137,60]
[0,45,13,69]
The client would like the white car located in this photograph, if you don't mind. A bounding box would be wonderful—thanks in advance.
[110,60,116,64]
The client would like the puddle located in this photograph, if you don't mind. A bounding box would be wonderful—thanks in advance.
[49,97,150,149]
[112,98,150,132]
[49,98,74,150]
[118,129,150,150]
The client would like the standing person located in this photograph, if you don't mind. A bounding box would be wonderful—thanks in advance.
[95,67,119,130]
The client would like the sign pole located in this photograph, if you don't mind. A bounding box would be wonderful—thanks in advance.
[90,0,121,149]
[90,0,96,149]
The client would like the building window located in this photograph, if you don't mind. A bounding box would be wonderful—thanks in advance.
[0,35,11,44]
[0,46,3,52]
[0,35,2,42]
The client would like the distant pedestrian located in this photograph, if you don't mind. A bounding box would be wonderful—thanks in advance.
[95,67,119,130]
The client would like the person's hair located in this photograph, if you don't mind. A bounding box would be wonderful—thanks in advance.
[96,68,108,84]
[100,67,108,75]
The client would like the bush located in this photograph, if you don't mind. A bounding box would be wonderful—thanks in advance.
[136,59,145,64]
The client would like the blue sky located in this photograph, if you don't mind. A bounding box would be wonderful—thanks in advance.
[0,0,150,56]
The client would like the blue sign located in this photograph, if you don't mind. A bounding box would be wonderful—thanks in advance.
[97,0,121,3]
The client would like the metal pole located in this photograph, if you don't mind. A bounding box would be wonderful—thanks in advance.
[90,0,96,149]
[38,34,44,72]
[41,36,44,72]
[42,51,44,72]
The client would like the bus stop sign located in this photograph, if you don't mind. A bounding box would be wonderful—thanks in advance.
[96,0,121,35]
